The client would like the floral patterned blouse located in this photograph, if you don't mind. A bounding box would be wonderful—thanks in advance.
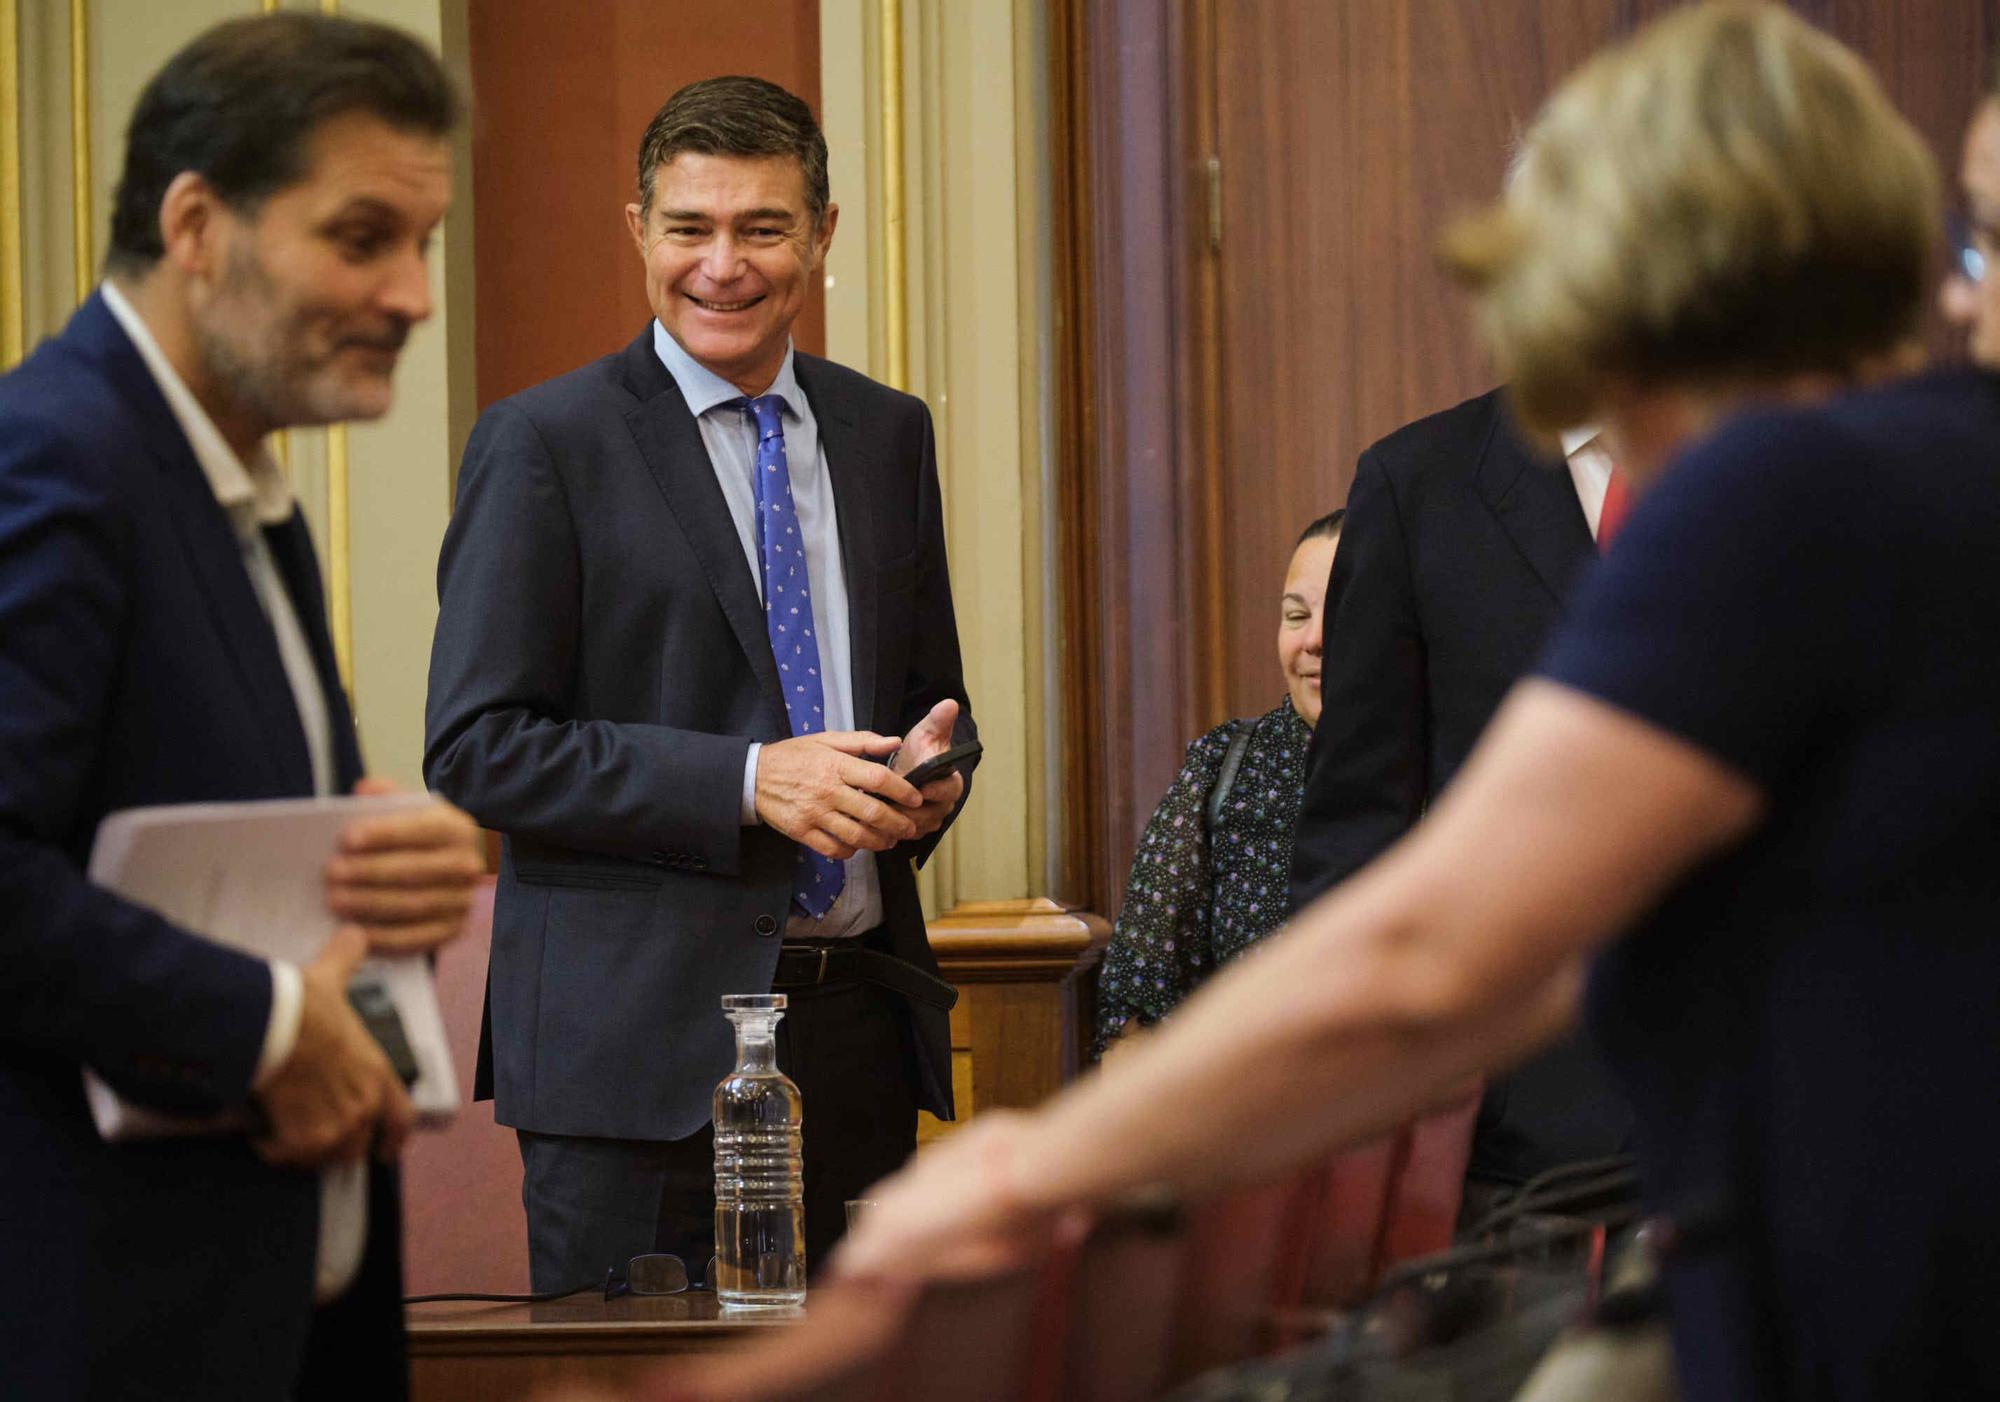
[1092,697,1311,1056]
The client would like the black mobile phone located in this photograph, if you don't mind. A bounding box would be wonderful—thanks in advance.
[348,980,421,1087]
[900,738,982,789]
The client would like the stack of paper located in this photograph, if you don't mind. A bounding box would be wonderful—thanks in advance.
[84,793,460,1138]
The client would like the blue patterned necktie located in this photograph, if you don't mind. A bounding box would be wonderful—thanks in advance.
[742,394,845,918]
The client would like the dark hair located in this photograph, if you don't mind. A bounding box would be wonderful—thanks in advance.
[635,76,829,228]
[1296,508,1345,547]
[106,12,457,274]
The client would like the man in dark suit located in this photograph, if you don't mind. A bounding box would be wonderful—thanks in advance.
[1290,387,1632,1215]
[0,15,482,1399]
[425,76,976,1290]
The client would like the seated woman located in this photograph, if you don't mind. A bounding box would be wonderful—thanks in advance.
[1093,511,1342,1055]
[844,8,2000,1399]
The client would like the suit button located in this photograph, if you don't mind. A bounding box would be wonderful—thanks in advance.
[754,914,778,936]
[648,851,670,867]
[692,857,708,871]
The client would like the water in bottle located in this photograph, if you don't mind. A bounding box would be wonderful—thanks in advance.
[712,993,807,1308]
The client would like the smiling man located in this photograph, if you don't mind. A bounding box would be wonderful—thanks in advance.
[0,14,479,1400]
[426,76,976,1291]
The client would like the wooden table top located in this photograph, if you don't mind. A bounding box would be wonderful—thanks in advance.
[407,1291,799,1356]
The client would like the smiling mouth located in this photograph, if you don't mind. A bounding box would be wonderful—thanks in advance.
[687,293,764,313]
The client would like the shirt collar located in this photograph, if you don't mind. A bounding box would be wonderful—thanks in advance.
[651,320,802,423]
[100,280,296,533]
[1558,424,1603,459]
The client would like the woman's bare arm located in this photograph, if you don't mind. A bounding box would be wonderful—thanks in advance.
[837,681,1763,1276]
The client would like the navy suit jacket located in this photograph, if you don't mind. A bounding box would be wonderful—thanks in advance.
[0,295,399,1399]
[426,327,974,1142]
[1290,387,1633,1186]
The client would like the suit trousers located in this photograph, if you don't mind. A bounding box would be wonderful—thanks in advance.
[518,978,920,1292]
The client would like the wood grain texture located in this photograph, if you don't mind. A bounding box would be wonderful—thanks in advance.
[1202,0,2000,723]
[918,897,1110,1141]
[408,1293,786,1402]
[468,0,825,411]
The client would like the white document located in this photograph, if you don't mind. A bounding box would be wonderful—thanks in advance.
[83,792,460,1139]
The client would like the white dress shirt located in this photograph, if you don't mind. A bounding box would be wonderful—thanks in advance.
[1561,424,1616,541]
[101,280,365,1303]
[652,323,883,940]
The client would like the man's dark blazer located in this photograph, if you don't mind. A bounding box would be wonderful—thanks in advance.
[0,294,404,1399]
[424,327,975,1144]
[1290,385,1632,1186]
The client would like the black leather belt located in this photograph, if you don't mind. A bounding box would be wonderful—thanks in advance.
[774,942,958,1012]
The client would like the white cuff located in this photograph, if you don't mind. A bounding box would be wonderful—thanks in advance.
[741,742,762,824]
[253,959,303,1090]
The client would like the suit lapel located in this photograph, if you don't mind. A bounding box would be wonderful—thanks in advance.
[264,512,365,788]
[79,300,312,793]
[617,330,785,712]
[1471,401,1594,605]
[797,356,879,732]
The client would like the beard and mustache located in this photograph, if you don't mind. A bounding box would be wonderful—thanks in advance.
[191,235,412,433]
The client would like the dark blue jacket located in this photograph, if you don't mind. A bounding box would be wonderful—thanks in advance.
[0,295,398,1400]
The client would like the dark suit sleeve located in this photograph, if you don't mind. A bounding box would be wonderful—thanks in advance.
[892,402,976,869]
[425,401,749,872]
[0,414,270,1107]
[1289,443,1429,910]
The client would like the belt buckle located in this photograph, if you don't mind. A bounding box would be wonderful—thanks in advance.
[814,946,829,985]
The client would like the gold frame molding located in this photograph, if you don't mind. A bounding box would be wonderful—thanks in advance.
[321,0,353,696]
[1,0,22,369]
[879,0,906,390]
[67,0,88,301]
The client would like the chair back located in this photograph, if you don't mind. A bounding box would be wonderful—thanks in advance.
[1163,1169,1318,1384]
[1049,1199,1187,1402]
[1375,1088,1482,1266]
[399,876,531,1294]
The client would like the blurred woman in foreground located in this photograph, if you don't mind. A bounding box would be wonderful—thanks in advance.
[840,6,2000,1397]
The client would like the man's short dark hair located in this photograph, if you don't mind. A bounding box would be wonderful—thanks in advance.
[635,77,828,229]
[106,12,458,274]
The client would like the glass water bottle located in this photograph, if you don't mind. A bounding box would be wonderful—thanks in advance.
[712,993,807,1307]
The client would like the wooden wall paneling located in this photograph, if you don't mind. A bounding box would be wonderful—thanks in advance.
[1202,0,1998,725]
[1050,0,1211,914]
[1047,0,1102,908]
[1054,0,1998,908]
[468,0,824,413]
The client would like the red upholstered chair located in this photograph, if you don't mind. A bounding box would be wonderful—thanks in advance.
[654,1259,1055,1402]
[1052,1200,1188,1402]
[398,876,531,1294]
[642,1091,1485,1402]
[1162,1168,1323,1385]
[1290,1132,1402,1312]
[1288,1086,1485,1315]
[1374,1087,1482,1267]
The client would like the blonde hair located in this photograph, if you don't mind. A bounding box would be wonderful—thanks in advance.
[1443,2,1939,436]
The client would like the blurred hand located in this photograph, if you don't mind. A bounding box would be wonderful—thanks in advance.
[831,1111,1049,1282]
[324,778,483,956]
[755,731,924,860]
[254,927,416,1168]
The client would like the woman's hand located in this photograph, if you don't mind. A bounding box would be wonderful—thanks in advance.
[831,1112,1051,1281]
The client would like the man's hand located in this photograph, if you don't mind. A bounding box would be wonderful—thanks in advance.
[254,927,415,1168]
[324,778,484,956]
[755,731,924,860]
[892,699,967,841]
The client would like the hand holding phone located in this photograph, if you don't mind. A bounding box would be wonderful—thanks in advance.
[899,738,982,790]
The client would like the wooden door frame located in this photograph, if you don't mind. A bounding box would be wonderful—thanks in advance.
[1046,0,1224,914]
